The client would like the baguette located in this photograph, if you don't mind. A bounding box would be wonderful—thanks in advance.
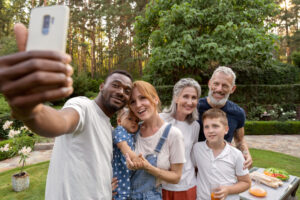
[250,171,283,188]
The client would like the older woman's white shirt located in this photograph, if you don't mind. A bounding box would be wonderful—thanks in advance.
[160,113,200,191]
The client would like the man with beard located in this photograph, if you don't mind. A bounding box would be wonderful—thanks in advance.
[197,66,252,169]
[0,24,133,199]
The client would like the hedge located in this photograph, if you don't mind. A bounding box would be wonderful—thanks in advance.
[245,121,300,135]
[156,84,300,106]
[0,135,36,161]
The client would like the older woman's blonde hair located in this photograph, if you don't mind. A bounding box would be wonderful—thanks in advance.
[130,80,161,112]
[163,78,201,124]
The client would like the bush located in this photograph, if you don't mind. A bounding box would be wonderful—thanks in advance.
[72,73,103,98]
[0,116,25,139]
[230,61,300,84]
[245,121,300,135]
[156,84,300,107]
[246,104,297,121]
[291,51,300,68]
[0,135,36,161]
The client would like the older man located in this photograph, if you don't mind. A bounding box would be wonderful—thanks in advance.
[0,24,133,199]
[197,66,252,169]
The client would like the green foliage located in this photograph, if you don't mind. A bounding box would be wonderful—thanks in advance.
[0,115,27,139]
[0,135,36,161]
[0,36,17,56]
[134,0,279,85]
[0,95,10,116]
[246,104,297,121]
[71,73,103,98]
[230,60,300,84]
[156,84,300,107]
[231,84,300,105]
[291,51,300,68]
[245,121,300,135]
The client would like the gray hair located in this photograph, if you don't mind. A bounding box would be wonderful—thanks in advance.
[163,78,201,124]
[211,66,236,86]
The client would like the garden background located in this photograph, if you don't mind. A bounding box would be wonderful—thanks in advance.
[0,0,300,199]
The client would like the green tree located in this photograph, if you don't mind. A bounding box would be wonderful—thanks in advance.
[134,0,279,85]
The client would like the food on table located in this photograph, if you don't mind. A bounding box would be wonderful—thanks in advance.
[264,168,290,181]
[250,171,283,188]
[249,186,267,197]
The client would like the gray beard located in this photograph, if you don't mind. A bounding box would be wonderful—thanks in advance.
[208,89,230,107]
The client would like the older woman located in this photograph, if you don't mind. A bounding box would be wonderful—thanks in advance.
[160,78,201,200]
[127,80,185,200]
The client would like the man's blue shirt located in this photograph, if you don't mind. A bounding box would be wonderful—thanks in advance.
[197,97,246,142]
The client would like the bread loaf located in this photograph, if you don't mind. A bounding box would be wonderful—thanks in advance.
[250,171,283,188]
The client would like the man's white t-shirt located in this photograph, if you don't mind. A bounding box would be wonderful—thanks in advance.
[134,122,186,185]
[45,97,113,200]
[192,141,249,200]
[160,113,199,191]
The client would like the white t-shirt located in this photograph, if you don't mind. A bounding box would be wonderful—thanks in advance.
[134,122,186,185]
[192,141,248,200]
[45,97,113,200]
[160,113,199,191]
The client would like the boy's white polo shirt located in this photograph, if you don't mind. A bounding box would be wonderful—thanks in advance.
[192,141,248,200]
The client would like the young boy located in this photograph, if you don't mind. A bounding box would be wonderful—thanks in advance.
[112,107,140,200]
[192,108,251,200]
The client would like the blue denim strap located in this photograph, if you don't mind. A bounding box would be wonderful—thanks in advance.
[154,123,172,153]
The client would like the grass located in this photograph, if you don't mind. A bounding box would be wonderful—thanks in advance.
[0,161,49,200]
[0,149,299,199]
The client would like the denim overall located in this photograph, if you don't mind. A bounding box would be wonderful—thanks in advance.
[130,124,172,200]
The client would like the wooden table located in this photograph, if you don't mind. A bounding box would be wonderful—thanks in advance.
[239,167,300,200]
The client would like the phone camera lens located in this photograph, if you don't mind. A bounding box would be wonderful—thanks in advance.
[42,15,50,35]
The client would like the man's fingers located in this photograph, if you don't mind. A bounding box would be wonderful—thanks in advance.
[0,51,71,66]
[14,23,28,52]
[9,87,73,107]
[0,60,72,80]
[1,72,71,95]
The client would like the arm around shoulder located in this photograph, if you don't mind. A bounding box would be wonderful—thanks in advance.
[233,127,252,169]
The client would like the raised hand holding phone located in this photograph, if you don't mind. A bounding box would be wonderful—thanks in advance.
[0,5,73,121]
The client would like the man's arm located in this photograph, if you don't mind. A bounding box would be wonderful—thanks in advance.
[23,106,79,137]
[233,127,252,169]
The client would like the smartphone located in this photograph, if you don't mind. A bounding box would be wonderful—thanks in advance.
[26,5,69,52]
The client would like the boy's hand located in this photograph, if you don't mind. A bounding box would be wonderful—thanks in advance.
[214,186,229,200]
[0,23,73,120]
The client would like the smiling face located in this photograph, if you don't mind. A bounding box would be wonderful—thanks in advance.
[175,86,198,118]
[120,112,139,133]
[129,87,157,122]
[208,72,236,107]
[100,73,132,113]
[203,117,228,145]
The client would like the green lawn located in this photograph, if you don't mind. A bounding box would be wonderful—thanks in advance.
[0,149,299,199]
[0,161,48,200]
